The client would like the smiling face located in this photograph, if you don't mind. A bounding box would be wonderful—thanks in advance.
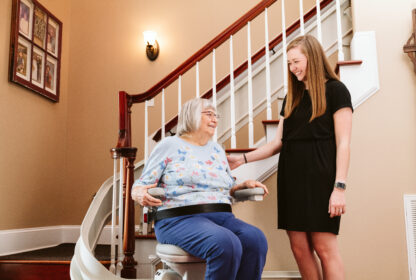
[196,107,218,138]
[287,46,308,83]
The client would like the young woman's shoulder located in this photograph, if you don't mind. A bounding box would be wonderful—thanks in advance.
[326,79,348,91]
[326,79,353,113]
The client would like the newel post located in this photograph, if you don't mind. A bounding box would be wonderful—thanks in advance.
[120,147,138,278]
[115,91,138,278]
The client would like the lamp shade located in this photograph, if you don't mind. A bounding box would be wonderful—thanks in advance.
[143,31,157,45]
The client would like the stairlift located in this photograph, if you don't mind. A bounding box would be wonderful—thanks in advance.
[147,187,265,280]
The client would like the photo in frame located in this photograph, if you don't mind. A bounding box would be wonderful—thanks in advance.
[47,18,59,56]
[33,6,46,48]
[45,56,57,95]
[9,0,62,102]
[16,36,31,81]
[31,46,44,88]
[18,0,33,40]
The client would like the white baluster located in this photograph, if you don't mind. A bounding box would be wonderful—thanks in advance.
[229,35,236,148]
[282,0,288,98]
[110,157,117,274]
[299,0,305,35]
[264,8,272,120]
[335,0,344,61]
[144,100,148,163]
[161,89,165,139]
[212,49,217,142]
[178,75,182,114]
[316,0,322,43]
[247,22,254,148]
[196,61,200,97]
[116,158,124,276]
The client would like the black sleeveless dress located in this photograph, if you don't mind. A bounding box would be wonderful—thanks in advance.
[278,79,353,234]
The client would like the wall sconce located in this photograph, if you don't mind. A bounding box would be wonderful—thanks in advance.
[143,31,159,61]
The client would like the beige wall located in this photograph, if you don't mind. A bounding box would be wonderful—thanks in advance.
[340,1,416,279]
[0,0,71,229]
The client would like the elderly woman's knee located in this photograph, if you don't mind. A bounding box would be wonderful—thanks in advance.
[209,233,243,261]
[240,226,268,256]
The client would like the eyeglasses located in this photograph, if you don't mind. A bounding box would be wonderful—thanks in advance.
[201,111,220,119]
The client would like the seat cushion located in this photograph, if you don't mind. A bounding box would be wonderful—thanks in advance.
[156,244,205,263]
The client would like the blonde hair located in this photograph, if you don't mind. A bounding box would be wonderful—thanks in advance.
[284,35,338,121]
[176,98,216,136]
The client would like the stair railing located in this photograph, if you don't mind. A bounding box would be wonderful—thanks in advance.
[110,0,346,277]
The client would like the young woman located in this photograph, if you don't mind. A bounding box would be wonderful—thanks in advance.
[228,35,353,280]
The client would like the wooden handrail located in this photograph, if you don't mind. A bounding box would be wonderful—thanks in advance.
[130,0,277,104]
[152,0,334,141]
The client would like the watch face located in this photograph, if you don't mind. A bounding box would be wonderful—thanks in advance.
[336,182,346,189]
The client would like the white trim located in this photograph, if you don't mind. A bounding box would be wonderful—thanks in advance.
[404,195,416,280]
[340,31,380,108]
[262,270,301,279]
[0,225,141,256]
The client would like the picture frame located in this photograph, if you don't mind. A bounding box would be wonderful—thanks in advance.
[9,0,62,102]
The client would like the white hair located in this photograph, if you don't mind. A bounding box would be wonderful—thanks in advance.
[176,98,216,136]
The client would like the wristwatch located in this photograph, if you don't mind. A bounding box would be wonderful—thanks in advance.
[334,182,346,190]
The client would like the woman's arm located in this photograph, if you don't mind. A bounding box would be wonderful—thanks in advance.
[227,118,284,170]
[131,138,172,206]
[329,107,352,218]
[131,183,163,206]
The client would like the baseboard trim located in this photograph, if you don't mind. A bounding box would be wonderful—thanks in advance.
[0,225,139,257]
[262,270,301,279]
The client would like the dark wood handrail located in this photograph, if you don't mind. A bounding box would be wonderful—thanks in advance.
[130,0,277,104]
[152,0,334,141]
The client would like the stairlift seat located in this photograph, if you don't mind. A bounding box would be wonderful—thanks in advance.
[156,244,205,263]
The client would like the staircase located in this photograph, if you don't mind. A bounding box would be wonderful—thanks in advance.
[70,0,379,279]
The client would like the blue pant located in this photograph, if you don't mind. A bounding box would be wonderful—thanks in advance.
[154,212,268,280]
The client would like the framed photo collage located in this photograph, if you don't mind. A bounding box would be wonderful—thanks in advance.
[9,0,62,102]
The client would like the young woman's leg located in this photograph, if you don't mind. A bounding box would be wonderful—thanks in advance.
[154,213,242,280]
[310,232,344,280]
[287,231,322,280]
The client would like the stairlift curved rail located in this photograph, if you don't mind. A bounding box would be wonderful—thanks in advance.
[70,160,146,280]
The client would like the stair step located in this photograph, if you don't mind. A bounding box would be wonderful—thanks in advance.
[0,243,111,280]
[262,120,280,125]
[262,119,280,143]
[335,60,363,74]
[135,233,156,239]
[225,148,256,154]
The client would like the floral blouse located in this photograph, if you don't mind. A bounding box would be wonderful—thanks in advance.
[133,136,235,210]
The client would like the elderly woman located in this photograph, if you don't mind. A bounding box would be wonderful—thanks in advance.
[131,97,268,280]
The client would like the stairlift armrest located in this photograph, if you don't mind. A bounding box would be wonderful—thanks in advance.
[147,187,166,199]
[232,187,265,202]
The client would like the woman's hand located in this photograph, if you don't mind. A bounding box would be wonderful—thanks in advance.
[230,180,269,197]
[328,188,346,218]
[131,183,163,207]
[227,154,245,170]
